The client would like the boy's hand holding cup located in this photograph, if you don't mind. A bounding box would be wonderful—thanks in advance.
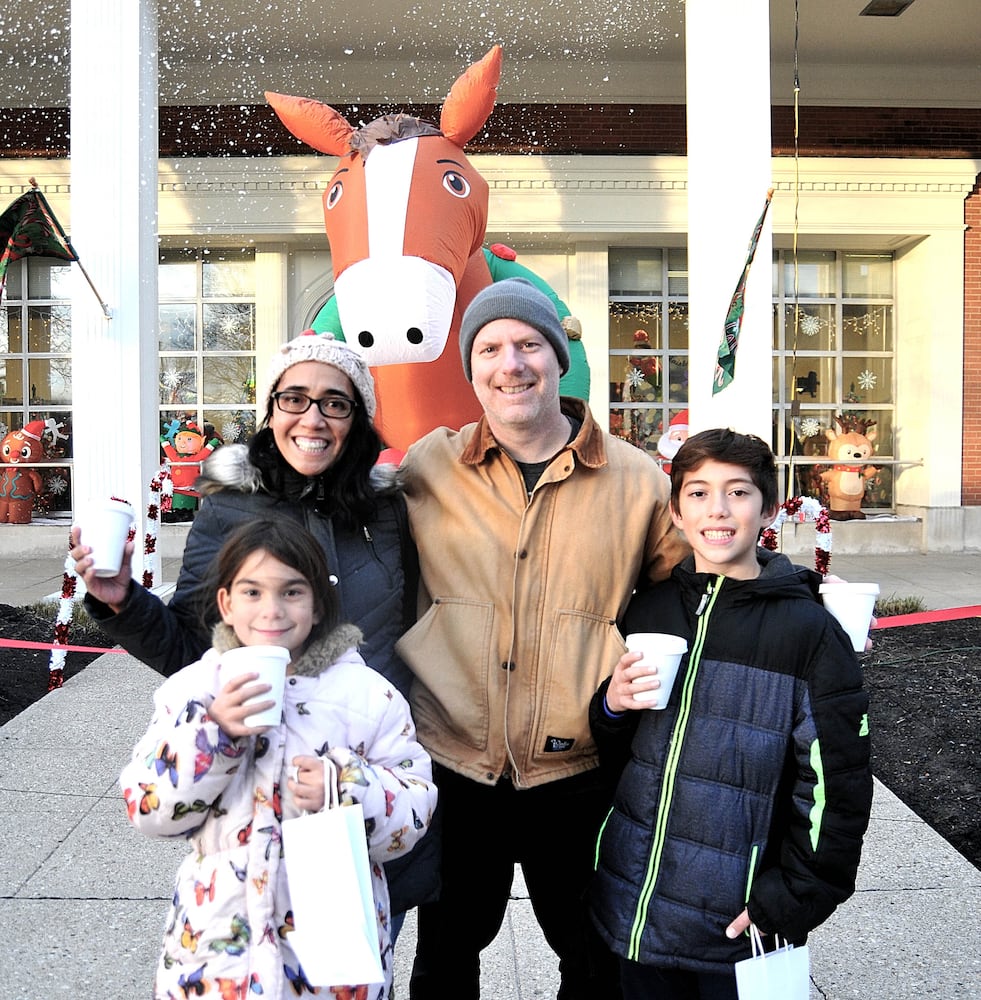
[819,581,879,652]
[623,633,689,710]
[607,633,689,712]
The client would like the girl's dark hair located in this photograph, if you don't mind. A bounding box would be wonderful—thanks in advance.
[199,518,339,645]
[669,428,778,514]
[249,373,385,527]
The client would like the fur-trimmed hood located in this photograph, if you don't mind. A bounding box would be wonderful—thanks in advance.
[196,442,400,498]
[211,620,364,678]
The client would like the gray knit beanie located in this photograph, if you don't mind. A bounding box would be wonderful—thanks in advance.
[459,278,571,381]
[266,330,376,419]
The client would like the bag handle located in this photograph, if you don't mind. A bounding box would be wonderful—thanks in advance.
[323,756,340,811]
[293,756,340,815]
[748,924,793,958]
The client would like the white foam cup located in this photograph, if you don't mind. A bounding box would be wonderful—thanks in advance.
[219,645,291,727]
[819,582,880,652]
[625,633,689,709]
[82,498,135,577]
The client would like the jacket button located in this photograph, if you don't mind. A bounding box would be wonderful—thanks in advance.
[501,661,516,671]
[518,549,528,559]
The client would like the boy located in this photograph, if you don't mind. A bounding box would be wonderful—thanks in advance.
[588,428,872,1000]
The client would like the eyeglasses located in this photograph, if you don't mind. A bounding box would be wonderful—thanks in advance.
[271,390,357,420]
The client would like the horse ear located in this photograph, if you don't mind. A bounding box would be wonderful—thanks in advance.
[440,45,503,146]
[265,92,355,156]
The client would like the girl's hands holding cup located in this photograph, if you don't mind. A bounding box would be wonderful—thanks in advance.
[209,672,274,738]
[69,525,134,611]
[605,650,659,713]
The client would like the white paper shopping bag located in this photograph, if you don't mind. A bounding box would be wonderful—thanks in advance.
[734,925,810,1000]
[281,759,384,988]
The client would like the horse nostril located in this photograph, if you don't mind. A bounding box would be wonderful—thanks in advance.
[358,331,374,348]
[406,328,424,345]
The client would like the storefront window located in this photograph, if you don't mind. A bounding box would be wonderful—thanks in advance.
[158,248,257,447]
[609,249,689,464]
[609,248,896,510]
[158,249,257,521]
[773,250,895,509]
[0,258,75,518]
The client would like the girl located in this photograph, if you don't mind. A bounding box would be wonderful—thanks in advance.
[120,518,436,999]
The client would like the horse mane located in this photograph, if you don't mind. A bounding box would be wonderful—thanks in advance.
[349,114,442,158]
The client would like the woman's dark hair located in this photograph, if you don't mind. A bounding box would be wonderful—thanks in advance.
[249,373,385,527]
[199,518,339,646]
[669,428,778,515]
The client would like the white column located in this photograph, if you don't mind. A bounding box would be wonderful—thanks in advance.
[70,1,159,552]
[570,244,610,420]
[685,1,773,440]
[255,249,289,409]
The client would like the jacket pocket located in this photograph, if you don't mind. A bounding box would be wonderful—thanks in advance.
[534,610,625,763]
[396,598,494,752]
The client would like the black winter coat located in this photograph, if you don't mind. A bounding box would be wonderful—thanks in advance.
[85,445,414,693]
[588,550,872,974]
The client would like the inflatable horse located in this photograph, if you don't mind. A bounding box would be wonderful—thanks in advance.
[266,45,589,453]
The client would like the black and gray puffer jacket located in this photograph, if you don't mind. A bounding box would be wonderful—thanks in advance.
[85,444,415,695]
[588,549,872,974]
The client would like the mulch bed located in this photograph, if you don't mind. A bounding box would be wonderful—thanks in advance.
[861,615,979,868]
[0,602,978,869]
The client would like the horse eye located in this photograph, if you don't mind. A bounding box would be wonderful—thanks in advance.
[442,171,471,199]
[326,181,344,209]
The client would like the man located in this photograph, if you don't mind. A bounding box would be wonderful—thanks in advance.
[397,278,688,999]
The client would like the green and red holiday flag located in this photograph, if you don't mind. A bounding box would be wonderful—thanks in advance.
[713,187,774,395]
[0,189,78,300]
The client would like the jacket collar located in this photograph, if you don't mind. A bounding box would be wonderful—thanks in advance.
[211,621,364,678]
[459,397,608,469]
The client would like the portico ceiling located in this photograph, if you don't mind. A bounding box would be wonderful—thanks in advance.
[0,1,978,110]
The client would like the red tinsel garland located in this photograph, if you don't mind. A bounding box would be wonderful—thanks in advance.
[759,496,832,576]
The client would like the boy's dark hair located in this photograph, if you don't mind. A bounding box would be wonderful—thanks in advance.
[669,428,778,514]
[199,518,339,645]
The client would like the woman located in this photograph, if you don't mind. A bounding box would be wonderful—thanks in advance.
[73,330,413,692]
[72,330,431,915]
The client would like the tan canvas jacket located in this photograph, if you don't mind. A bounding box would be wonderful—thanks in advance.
[397,398,688,788]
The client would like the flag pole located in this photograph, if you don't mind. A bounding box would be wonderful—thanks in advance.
[29,178,112,319]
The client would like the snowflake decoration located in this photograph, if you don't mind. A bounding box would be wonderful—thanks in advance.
[799,417,822,438]
[0,420,7,439]
[161,369,187,391]
[857,369,877,391]
[221,420,242,442]
[220,314,242,336]
[799,313,822,337]
[626,367,645,388]
[46,474,68,496]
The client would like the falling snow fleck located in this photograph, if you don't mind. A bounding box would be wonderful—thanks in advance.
[857,369,877,391]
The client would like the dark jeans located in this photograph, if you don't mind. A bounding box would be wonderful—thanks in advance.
[409,764,620,1000]
[619,959,739,1000]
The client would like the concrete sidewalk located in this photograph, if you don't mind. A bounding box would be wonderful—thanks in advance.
[1,551,979,997]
